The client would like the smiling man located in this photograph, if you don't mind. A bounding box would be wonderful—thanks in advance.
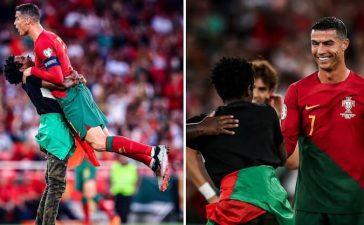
[282,17,364,225]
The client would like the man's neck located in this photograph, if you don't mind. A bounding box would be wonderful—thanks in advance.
[318,65,350,84]
[28,23,44,41]
[224,96,251,105]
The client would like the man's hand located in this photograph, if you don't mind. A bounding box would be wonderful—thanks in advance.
[207,195,219,203]
[41,70,87,91]
[199,114,239,136]
[22,67,32,83]
[269,93,283,118]
[187,113,239,141]
[285,145,299,170]
[63,70,87,88]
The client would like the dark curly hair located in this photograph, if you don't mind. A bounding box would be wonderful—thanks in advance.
[211,57,254,102]
[3,55,23,85]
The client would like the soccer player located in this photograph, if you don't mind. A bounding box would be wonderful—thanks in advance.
[75,159,118,225]
[282,17,364,225]
[187,57,294,225]
[3,55,84,225]
[13,3,169,191]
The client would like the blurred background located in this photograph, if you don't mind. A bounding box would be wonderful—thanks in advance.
[186,0,364,224]
[0,0,183,224]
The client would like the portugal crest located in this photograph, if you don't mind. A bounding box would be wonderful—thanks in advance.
[43,48,53,58]
[340,96,355,119]
[281,104,287,120]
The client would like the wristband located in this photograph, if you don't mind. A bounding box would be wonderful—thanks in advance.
[198,182,216,200]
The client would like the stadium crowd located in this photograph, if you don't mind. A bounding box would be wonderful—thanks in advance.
[0,0,183,223]
[187,0,364,117]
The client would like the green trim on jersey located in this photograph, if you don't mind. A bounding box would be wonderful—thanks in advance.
[35,113,75,160]
[295,136,364,213]
[206,220,215,225]
[57,84,108,139]
[229,166,294,225]
[106,136,113,152]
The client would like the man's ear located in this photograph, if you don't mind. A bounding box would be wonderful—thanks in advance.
[25,16,32,25]
[342,38,349,51]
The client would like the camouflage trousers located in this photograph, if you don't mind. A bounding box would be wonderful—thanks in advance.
[35,151,68,225]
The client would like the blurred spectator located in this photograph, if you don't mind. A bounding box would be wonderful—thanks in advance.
[110,155,139,224]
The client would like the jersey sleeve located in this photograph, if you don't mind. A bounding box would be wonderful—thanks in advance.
[31,38,64,84]
[281,83,301,156]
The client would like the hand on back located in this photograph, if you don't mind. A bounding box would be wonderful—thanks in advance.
[200,112,239,136]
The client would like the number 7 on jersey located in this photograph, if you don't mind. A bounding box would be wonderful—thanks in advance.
[308,115,316,136]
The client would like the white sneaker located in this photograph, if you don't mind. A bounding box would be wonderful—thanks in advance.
[153,145,169,192]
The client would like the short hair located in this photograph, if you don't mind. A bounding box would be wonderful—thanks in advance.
[3,56,23,85]
[211,57,254,102]
[15,3,40,22]
[252,59,278,92]
[312,17,347,39]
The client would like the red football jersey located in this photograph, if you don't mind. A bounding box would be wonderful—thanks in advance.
[282,71,364,186]
[31,30,73,97]
[282,71,364,213]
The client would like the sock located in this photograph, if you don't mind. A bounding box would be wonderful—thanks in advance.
[98,199,114,220]
[106,136,153,155]
[123,153,153,168]
[82,202,90,225]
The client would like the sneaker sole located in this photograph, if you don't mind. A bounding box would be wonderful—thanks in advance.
[161,167,169,192]
[157,145,169,191]
[159,145,169,178]
[156,166,170,192]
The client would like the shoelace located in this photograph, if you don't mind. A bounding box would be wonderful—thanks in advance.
[151,146,161,172]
